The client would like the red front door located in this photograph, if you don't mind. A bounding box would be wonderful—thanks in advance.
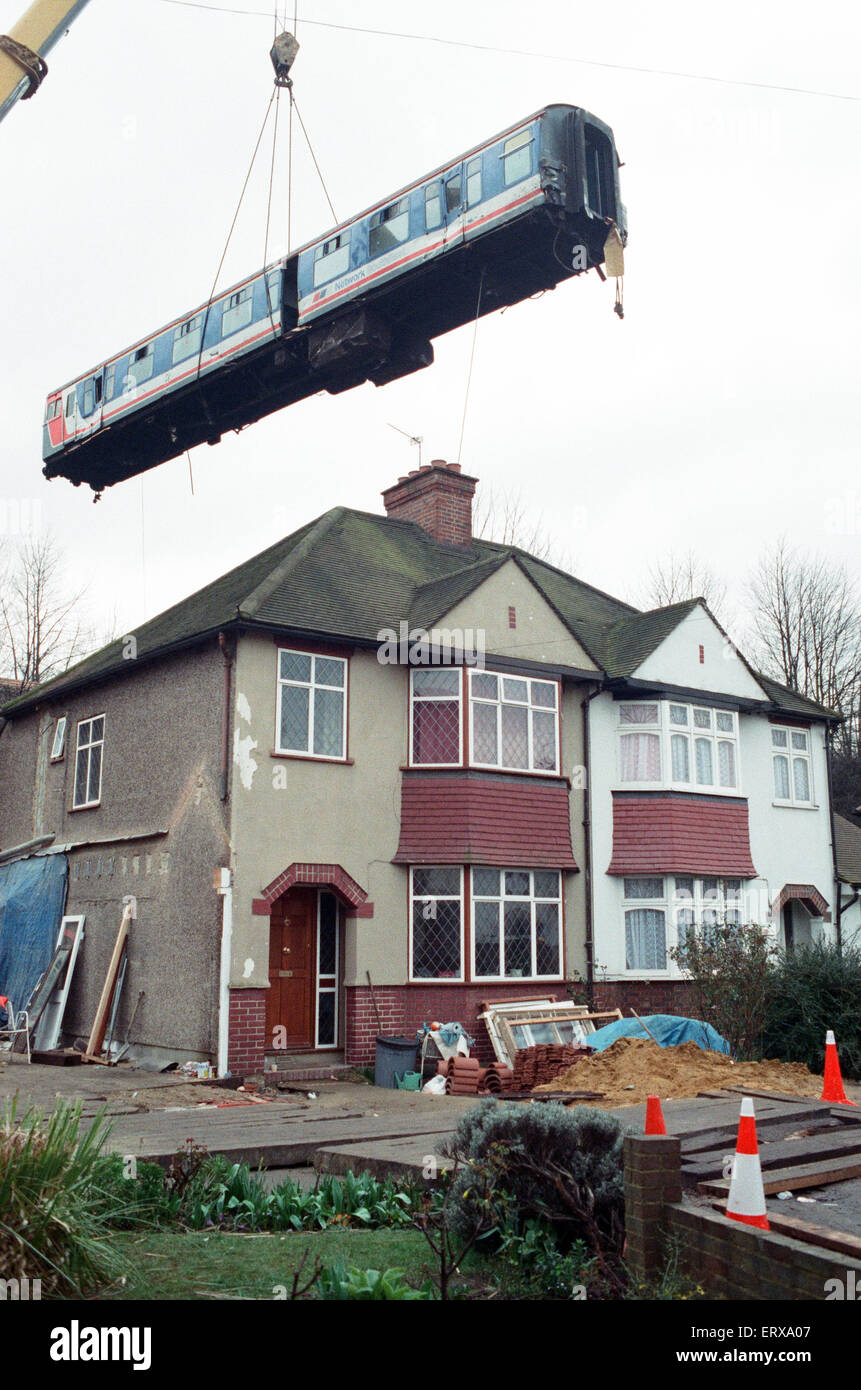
[266,887,316,1050]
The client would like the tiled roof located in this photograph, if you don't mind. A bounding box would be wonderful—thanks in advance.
[393,773,578,868]
[606,792,758,877]
[0,504,838,725]
[835,813,861,885]
[753,672,840,721]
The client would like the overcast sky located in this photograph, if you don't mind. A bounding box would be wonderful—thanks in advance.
[1,0,859,651]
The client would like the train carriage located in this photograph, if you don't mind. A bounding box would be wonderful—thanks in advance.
[43,104,625,494]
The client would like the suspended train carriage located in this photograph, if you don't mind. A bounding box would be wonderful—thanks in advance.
[42,104,626,494]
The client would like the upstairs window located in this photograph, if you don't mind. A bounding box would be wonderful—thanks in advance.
[313,233,350,288]
[469,672,559,773]
[222,286,253,337]
[410,867,463,980]
[502,129,532,186]
[276,649,347,760]
[50,716,67,762]
[173,314,203,364]
[772,725,813,805]
[410,668,461,766]
[73,716,104,809]
[617,701,740,791]
[369,198,410,257]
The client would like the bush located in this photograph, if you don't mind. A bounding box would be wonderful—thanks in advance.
[318,1260,433,1300]
[762,941,861,1078]
[183,1165,421,1233]
[445,1101,627,1257]
[670,922,774,1058]
[0,1100,125,1297]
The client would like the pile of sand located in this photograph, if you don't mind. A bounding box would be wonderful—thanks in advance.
[532,1037,821,1108]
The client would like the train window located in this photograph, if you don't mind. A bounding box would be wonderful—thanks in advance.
[173,314,203,364]
[65,393,75,417]
[369,198,410,257]
[466,157,482,207]
[128,344,155,387]
[266,269,281,315]
[313,233,350,288]
[445,174,461,214]
[105,365,115,400]
[222,287,253,338]
[585,127,615,221]
[502,130,532,186]
[425,184,442,231]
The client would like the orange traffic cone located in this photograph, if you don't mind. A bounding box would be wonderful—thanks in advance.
[645,1094,667,1135]
[821,1030,857,1106]
[725,1098,769,1231]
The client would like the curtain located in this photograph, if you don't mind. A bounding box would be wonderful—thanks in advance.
[625,909,666,969]
[620,732,660,780]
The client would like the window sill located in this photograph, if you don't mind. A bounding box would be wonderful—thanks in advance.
[408,978,466,985]
[403,764,569,784]
[270,751,354,766]
[69,801,101,813]
[771,800,818,811]
[613,783,745,798]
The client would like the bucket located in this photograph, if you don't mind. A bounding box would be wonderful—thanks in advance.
[374,1035,418,1088]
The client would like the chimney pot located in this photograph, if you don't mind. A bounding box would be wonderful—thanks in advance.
[382,458,478,548]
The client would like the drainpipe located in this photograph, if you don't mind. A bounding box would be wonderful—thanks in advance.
[215,866,233,1077]
[580,685,602,1010]
[825,725,841,952]
[217,632,232,802]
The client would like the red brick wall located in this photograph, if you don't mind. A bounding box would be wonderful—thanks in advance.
[592,978,694,1017]
[381,462,477,548]
[345,981,570,1066]
[228,988,267,1074]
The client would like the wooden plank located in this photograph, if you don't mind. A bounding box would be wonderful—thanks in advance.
[678,1104,829,1155]
[704,1201,861,1260]
[722,1087,828,1106]
[85,898,134,1061]
[696,1156,861,1197]
[682,1128,861,1178]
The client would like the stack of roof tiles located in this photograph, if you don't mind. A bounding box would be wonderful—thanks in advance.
[482,1062,514,1094]
[438,1056,483,1095]
[511,1043,592,1091]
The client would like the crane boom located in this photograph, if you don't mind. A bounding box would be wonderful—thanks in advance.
[0,0,91,125]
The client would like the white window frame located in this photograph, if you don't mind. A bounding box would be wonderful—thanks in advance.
[470,867,563,983]
[409,667,463,768]
[771,724,814,807]
[50,716,67,762]
[275,648,348,761]
[616,700,741,795]
[622,876,668,973]
[73,715,104,809]
[469,671,560,775]
[409,867,464,982]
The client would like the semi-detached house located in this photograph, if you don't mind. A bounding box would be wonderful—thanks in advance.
[0,461,842,1072]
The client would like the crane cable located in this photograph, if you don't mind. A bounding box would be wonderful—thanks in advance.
[456,267,486,466]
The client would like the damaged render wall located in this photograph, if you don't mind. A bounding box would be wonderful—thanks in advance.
[0,642,232,1064]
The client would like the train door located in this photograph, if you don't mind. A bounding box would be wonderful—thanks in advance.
[75,369,104,441]
[441,163,466,250]
[61,386,78,443]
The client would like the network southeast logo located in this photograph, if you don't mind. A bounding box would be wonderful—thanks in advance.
[49,1321,151,1371]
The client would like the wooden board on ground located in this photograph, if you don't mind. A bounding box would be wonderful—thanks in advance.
[505,1090,606,1103]
[698,1156,861,1198]
[678,1104,838,1155]
[704,1200,861,1260]
[30,1049,82,1066]
[316,1136,454,1183]
[683,1131,861,1185]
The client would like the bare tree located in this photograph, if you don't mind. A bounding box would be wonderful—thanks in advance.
[640,549,728,619]
[0,534,91,692]
[747,539,861,755]
[473,485,572,569]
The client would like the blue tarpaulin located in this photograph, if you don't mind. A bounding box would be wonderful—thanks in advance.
[587,1014,730,1055]
[0,856,68,1014]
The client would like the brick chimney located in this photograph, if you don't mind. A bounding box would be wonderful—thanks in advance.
[382,460,477,547]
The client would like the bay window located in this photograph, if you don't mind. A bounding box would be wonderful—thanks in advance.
[623,875,746,971]
[617,701,739,791]
[471,868,562,980]
[469,672,559,773]
[410,668,461,765]
[623,877,667,970]
[410,867,464,980]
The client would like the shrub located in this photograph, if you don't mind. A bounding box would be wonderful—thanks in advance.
[318,1260,433,1300]
[90,1153,182,1230]
[670,922,775,1058]
[445,1101,627,1259]
[762,941,861,1078]
[184,1165,421,1233]
[0,1099,125,1297]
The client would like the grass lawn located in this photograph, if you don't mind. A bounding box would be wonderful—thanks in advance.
[104,1228,443,1300]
